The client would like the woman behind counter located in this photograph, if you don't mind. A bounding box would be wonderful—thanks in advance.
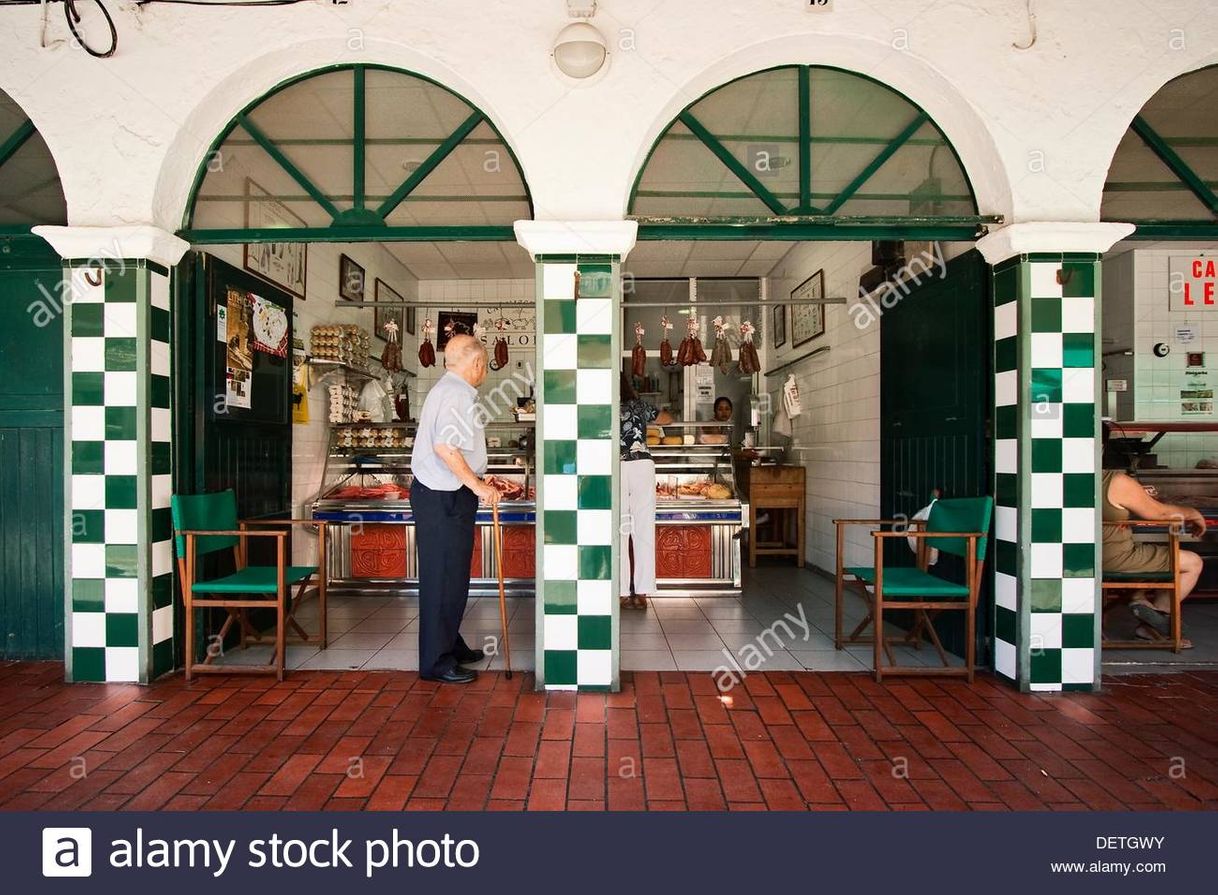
[620,372,658,609]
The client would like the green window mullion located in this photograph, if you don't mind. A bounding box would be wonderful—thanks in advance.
[376,110,484,219]
[1131,114,1218,215]
[678,110,788,216]
[798,65,813,213]
[823,113,928,215]
[237,114,343,221]
[0,118,36,169]
[353,65,366,211]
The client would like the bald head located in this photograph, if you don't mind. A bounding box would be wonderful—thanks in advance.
[445,333,488,386]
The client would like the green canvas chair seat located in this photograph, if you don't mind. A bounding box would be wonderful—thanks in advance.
[844,566,971,599]
[1102,569,1172,582]
[191,565,318,594]
[171,489,328,681]
[835,495,993,682]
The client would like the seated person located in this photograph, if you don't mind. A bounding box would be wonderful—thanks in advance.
[1103,466,1205,647]
[698,396,734,445]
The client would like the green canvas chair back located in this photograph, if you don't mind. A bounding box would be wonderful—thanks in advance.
[171,490,240,560]
[926,496,993,563]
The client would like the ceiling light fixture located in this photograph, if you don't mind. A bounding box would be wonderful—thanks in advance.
[552,0,608,81]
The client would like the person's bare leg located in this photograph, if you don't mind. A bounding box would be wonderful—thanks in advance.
[1150,550,1202,612]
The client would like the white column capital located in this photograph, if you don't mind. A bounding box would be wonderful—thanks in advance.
[32,225,190,268]
[514,220,638,259]
[975,222,1135,265]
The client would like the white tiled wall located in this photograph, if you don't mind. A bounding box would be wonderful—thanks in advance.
[1102,245,1218,467]
[764,242,878,572]
[414,278,536,422]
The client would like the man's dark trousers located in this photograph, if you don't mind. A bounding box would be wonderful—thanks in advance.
[410,479,479,676]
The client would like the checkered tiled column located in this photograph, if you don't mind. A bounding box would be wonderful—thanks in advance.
[992,253,1100,692]
[65,260,174,683]
[536,258,619,690]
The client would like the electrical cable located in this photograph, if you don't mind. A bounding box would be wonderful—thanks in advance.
[64,0,116,58]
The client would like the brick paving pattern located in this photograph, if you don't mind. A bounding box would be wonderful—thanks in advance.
[1,662,1216,811]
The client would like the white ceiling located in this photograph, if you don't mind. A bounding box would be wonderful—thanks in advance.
[380,238,797,280]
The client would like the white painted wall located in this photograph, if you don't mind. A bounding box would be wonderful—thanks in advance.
[4,1,1218,231]
[764,241,877,572]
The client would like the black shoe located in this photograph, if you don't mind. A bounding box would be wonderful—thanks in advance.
[456,648,485,665]
[421,667,477,684]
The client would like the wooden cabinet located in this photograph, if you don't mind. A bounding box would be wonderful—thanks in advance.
[741,465,806,567]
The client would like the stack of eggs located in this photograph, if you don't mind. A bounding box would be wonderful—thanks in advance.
[311,325,371,368]
[328,383,357,423]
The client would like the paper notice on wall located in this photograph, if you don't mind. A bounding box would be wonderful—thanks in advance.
[225,288,253,409]
[216,304,228,342]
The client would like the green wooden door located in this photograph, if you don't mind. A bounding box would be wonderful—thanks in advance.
[880,249,991,660]
[0,258,65,658]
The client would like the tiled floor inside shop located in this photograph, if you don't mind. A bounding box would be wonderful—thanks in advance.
[219,565,969,674]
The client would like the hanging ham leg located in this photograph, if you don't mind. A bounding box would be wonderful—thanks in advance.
[418,319,436,368]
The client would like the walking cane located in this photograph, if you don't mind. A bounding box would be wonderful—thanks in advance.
[492,501,513,679]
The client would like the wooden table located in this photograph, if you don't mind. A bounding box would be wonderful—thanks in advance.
[741,464,806,567]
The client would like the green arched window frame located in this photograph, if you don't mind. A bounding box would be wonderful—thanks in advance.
[1103,65,1218,240]
[180,63,534,244]
[629,65,998,241]
[0,94,66,258]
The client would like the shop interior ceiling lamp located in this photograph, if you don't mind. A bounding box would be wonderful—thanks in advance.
[553,0,607,81]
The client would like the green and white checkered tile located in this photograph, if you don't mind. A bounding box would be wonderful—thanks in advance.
[67,260,174,683]
[992,255,1099,693]
[537,259,618,690]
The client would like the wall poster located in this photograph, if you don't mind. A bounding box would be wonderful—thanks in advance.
[243,180,308,299]
[224,288,253,409]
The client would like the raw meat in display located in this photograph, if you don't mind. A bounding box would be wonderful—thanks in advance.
[418,318,436,368]
[632,322,646,378]
[485,475,528,501]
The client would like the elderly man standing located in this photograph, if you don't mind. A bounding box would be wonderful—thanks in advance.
[410,334,501,684]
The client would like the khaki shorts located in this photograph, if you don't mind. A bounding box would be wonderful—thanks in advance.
[1102,541,1172,575]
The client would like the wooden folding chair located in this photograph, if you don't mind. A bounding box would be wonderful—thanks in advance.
[835,497,993,682]
[171,490,328,681]
[1101,520,1184,652]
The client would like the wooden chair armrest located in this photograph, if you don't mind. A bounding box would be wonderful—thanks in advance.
[833,518,926,527]
[178,529,287,538]
[872,530,980,539]
[240,519,327,527]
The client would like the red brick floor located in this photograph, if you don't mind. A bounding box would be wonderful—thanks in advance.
[2,662,1217,811]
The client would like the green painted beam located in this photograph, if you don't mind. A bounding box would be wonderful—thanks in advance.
[353,66,366,211]
[823,113,928,215]
[635,189,974,202]
[0,119,37,170]
[195,193,529,204]
[1130,115,1218,214]
[678,111,788,215]
[635,221,987,241]
[237,114,344,221]
[179,225,518,244]
[798,65,812,214]
[377,111,484,219]
[1126,221,1218,239]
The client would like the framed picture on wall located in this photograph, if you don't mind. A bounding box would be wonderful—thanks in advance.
[339,254,365,302]
[374,279,404,342]
[437,310,479,350]
[772,303,787,349]
[405,306,416,336]
[790,270,826,348]
[243,179,308,300]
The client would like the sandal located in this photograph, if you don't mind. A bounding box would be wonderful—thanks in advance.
[1129,601,1171,636]
[633,595,648,609]
[620,596,636,610]
[1134,623,1193,649]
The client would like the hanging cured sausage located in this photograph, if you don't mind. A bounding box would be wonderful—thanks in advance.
[489,316,509,370]
[380,317,402,373]
[631,322,647,378]
[710,315,734,374]
[677,313,707,366]
[737,320,760,375]
[418,318,436,368]
[658,315,676,367]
